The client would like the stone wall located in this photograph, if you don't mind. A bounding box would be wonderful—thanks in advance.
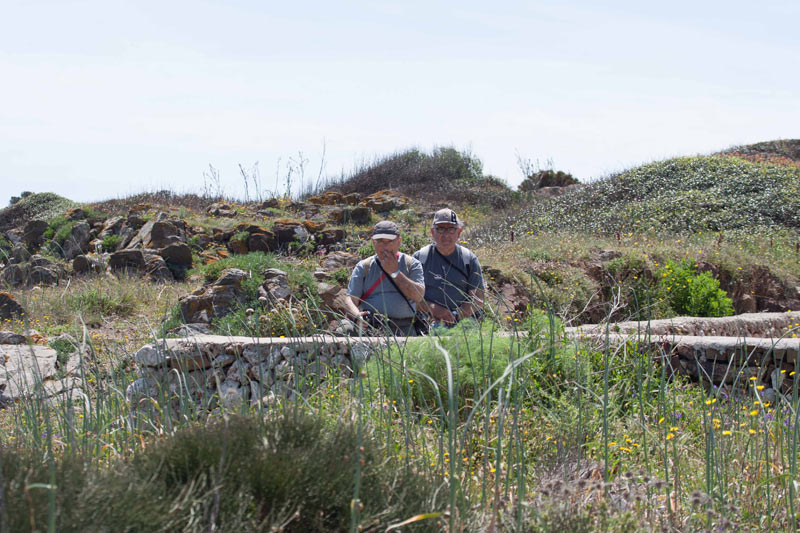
[569,312,800,401]
[126,335,383,410]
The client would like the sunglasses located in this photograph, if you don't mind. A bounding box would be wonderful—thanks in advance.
[434,226,458,234]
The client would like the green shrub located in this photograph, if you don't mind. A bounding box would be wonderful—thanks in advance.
[101,234,122,251]
[365,320,529,416]
[658,259,734,317]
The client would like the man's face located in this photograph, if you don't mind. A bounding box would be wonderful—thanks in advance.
[373,236,401,260]
[431,223,462,251]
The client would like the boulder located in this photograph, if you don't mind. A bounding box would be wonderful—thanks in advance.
[307,192,343,206]
[23,220,49,249]
[362,190,409,212]
[178,268,249,324]
[61,221,91,260]
[247,231,277,253]
[258,268,291,302]
[0,330,26,345]
[109,249,145,271]
[320,251,360,272]
[0,256,63,287]
[0,293,25,320]
[73,254,105,275]
[316,229,345,246]
[97,216,125,239]
[207,202,237,217]
[8,244,32,264]
[159,243,193,279]
[272,220,309,246]
[144,254,173,282]
[132,218,183,249]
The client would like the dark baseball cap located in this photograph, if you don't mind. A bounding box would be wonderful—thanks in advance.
[372,220,400,240]
[432,208,460,227]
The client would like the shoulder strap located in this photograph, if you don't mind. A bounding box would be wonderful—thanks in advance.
[376,257,415,315]
[360,256,385,301]
[434,245,469,279]
[417,244,434,271]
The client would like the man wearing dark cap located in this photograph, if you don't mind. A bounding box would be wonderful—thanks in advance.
[414,208,485,326]
[343,220,425,335]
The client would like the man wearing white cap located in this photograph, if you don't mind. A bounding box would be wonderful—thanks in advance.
[414,208,485,326]
[343,220,425,335]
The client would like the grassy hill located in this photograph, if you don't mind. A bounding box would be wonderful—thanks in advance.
[478,154,800,240]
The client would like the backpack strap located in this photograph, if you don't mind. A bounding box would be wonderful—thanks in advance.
[359,253,412,302]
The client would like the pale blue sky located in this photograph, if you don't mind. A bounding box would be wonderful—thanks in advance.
[1,0,797,203]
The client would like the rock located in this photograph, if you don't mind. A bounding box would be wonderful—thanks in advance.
[0,330,26,344]
[248,231,277,253]
[144,254,173,282]
[72,254,105,275]
[307,192,344,206]
[316,229,345,246]
[207,202,237,217]
[258,268,291,302]
[23,220,49,249]
[98,216,125,239]
[167,323,213,336]
[109,249,145,271]
[317,282,352,315]
[159,243,193,279]
[28,265,62,286]
[302,219,326,233]
[362,190,409,212]
[320,251,360,272]
[1,256,63,287]
[130,216,183,249]
[178,268,249,323]
[0,344,59,400]
[61,221,91,260]
[226,237,248,255]
[272,220,310,246]
[134,344,169,367]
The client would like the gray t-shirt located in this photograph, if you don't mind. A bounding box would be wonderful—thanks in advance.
[347,253,424,319]
[413,244,484,311]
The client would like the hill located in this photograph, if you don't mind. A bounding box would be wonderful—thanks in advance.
[472,151,800,244]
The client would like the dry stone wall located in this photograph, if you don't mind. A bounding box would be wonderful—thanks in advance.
[569,312,800,401]
[126,334,384,410]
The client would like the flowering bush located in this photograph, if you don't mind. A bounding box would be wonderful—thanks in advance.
[658,259,733,317]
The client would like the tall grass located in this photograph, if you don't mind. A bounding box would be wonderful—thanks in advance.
[2,297,800,530]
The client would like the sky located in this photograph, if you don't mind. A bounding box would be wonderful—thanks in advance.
[1,0,798,203]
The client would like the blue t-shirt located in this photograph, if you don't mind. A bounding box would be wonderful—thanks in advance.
[413,244,484,311]
[347,253,424,319]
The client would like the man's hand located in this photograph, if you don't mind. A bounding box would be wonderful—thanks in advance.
[377,249,399,273]
[428,302,457,326]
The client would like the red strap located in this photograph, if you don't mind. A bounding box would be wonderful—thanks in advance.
[362,273,386,300]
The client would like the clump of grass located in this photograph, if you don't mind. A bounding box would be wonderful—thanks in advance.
[1,412,441,532]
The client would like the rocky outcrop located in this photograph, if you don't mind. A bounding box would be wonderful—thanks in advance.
[109,249,145,271]
[178,268,249,324]
[23,220,49,249]
[361,190,408,212]
[1,255,65,288]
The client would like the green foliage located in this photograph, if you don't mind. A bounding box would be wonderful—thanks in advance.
[331,267,351,286]
[48,337,77,366]
[658,259,734,317]
[101,233,122,251]
[366,320,527,415]
[213,301,318,337]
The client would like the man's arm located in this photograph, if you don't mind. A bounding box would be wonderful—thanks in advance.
[391,271,425,303]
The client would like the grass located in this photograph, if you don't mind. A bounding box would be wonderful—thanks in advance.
[3,306,800,531]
